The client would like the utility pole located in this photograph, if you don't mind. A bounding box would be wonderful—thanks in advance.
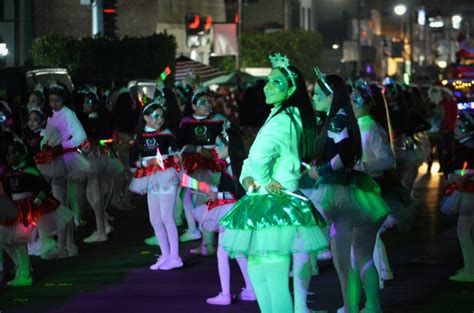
[409,9,414,82]
[236,0,242,70]
[357,0,363,75]
[92,0,104,37]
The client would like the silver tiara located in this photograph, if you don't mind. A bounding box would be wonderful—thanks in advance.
[48,80,66,91]
[143,86,167,112]
[33,83,44,95]
[269,53,296,87]
[314,67,333,95]
[192,85,209,104]
[28,107,45,118]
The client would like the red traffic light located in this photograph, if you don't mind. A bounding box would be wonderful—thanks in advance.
[188,15,200,29]
[103,8,116,14]
[204,16,212,31]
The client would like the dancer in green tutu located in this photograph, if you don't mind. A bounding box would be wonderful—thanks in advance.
[219,53,328,313]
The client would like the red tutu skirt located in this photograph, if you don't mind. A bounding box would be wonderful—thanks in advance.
[182,152,224,174]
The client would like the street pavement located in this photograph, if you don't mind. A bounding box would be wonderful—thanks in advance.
[0,163,473,313]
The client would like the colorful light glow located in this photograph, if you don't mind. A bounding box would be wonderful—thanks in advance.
[204,16,212,30]
[181,173,211,193]
[461,161,468,176]
[99,138,113,145]
[457,102,474,110]
[156,148,164,170]
[188,15,200,29]
[160,66,172,81]
[103,8,116,14]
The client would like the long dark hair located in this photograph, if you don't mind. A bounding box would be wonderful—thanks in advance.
[217,126,246,179]
[315,74,362,167]
[48,82,74,111]
[9,140,35,167]
[369,83,392,141]
[135,103,165,147]
[383,82,408,134]
[270,65,318,162]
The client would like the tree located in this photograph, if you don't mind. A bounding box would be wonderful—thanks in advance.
[29,33,177,84]
[241,31,323,80]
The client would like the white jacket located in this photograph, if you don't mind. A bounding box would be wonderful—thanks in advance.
[240,106,303,193]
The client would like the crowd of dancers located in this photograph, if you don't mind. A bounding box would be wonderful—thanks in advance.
[0,52,473,313]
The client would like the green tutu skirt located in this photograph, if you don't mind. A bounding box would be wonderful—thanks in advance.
[219,193,329,258]
[310,171,390,225]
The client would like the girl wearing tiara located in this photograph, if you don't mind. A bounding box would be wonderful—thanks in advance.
[350,80,398,291]
[78,86,119,243]
[309,72,390,313]
[220,54,328,313]
[23,108,58,256]
[192,124,256,305]
[39,82,89,259]
[177,87,227,243]
[129,89,182,271]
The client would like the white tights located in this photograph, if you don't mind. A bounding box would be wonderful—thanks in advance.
[148,190,179,259]
[180,188,198,233]
[215,231,253,296]
[292,253,313,313]
[457,214,474,273]
[51,177,75,250]
[247,254,293,313]
[331,217,382,313]
[2,244,30,277]
[373,231,392,286]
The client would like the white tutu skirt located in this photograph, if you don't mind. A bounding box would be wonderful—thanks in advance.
[38,151,90,179]
[36,204,74,236]
[129,168,179,195]
[441,191,474,216]
[0,223,33,245]
[192,203,235,232]
[309,183,389,226]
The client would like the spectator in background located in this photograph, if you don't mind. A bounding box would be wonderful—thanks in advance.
[439,88,459,173]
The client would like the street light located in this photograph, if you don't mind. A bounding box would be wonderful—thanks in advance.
[332,43,339,50]
[0,43,8,57]
[394,4,407,16]
[452,15,462,30]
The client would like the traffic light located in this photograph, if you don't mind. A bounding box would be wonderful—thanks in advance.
[185,13,201,35]
[185,13,212,47]
[103,0,118,37]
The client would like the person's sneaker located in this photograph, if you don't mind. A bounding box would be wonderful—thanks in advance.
[37,238,57,256]
[105,224,114,235]
[83,232,108,243]
[144,235,159,246]
[74,217,87,227]
[41,247,68,260]
[189,245,216,256]
[150,256,168,271]
[27,240,41,256]
[67,245,79,257]
[236,287,256,301]
[317,250,332,261]
[449,271,474,282]
[6,274,32,287]
[179,229,201,242]
[380,269,394,280]
[206,292,231,305]
[159,257,183,270]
